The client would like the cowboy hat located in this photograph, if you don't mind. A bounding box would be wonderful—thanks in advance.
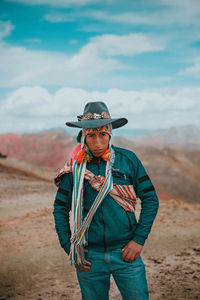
[65,101,128,129]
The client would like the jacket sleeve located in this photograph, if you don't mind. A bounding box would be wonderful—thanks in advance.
[131,154,159,245]
[53,173,73,255]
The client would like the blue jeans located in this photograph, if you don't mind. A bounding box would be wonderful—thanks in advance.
[76,248,149,300]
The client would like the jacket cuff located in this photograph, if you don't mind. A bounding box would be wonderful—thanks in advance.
[132,233,146,246]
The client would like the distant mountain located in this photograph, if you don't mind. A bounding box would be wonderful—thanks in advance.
[0,129,76,169]
[111,128,154,138]
[137,125,200,149]
[113,136,200,204]
[0,128,200,203]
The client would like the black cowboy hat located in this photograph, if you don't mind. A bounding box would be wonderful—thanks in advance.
[65,101,128,129]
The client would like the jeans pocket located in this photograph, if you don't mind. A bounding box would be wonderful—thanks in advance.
[85,249,99,261]
[129,256,145,268]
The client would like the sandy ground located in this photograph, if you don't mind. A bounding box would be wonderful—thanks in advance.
[0,163,200,300]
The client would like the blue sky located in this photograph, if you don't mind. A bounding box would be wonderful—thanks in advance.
[0,0,200,133]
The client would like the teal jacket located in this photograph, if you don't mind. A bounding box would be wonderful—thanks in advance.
[53,145,159,255]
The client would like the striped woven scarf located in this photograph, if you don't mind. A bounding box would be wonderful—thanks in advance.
[84,169,136,213]
[69,136,114,265]
[54,160,137,214]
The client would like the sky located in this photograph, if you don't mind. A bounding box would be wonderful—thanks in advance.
[0,0,200,134]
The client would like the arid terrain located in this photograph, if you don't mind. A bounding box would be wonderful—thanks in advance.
[0,127,200,299]
[0,157,200,300]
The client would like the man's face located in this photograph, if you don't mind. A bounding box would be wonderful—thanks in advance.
[85,132,110,158]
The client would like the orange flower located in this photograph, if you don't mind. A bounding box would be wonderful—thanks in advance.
[74,145,92,163]
[75,147,86,163]
[102,149,111,161]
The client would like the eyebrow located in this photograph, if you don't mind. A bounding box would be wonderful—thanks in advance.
[87,133,96,136]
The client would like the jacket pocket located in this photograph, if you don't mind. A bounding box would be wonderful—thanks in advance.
[112,170,131,185]
[124,209,137,234]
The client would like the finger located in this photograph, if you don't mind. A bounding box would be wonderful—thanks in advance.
[84,259,92,266]
[122,249,132,262]
[123,256,132,262]
[130,252,139,261]
[134,253,140,261]
[75,259,92,269]
[124,251,134,262]
[75,264,91,271]
[122,256,130,262]
[79,266,90,271]
[122,249,128,261]
[81,265,91,271]
[121,246,129,258]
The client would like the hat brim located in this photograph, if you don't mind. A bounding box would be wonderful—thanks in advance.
[65,118,128,129]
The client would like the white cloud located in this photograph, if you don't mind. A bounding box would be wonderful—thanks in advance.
[6,0,98,7]
[44,13,75,23]
[84,10,160,26]
[44,3,200,27]
[158,0,200,25]
[44,10,161,26]
[180,57,200,75]
[0,33,163,88]
[0,86,199,133]
[0,42,68,87]
[0,20,15,39]
[0,41,123,88]
[43,7,200,52]
[25,38,41,43]
[87,33,163,56]
[69,40,78,45]
[160,0,200,11]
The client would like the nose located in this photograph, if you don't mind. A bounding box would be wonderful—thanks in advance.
[95,135,102,147]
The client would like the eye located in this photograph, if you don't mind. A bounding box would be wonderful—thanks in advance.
[100,132,107,136]
[87,133,95,138]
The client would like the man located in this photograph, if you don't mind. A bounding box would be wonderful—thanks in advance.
[53,101,159,300]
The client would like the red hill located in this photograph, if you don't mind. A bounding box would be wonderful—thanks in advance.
[0,129,76,170]
[0,129,200,204]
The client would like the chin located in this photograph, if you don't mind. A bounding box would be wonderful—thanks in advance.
[93,151,103,157]
[94,154,102,158]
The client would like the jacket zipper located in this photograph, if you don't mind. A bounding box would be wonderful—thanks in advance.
[97,159,106,252]
[101,204,106,252]
[125,210,132,231]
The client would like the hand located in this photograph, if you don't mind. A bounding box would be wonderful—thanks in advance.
[75,249,92,271]
[122,241,143,262]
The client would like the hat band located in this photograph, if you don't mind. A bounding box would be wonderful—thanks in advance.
[82,124,112,137]
[77,111,111,121]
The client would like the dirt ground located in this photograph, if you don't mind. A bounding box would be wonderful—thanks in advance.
[0,162,200,300]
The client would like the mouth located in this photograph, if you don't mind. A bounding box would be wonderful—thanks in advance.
[93,149,104,156]
[94,149,103,153]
